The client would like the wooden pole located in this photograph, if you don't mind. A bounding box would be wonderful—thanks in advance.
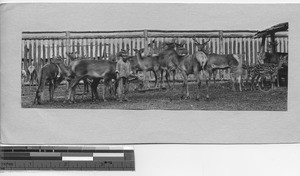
[270,33,276,53]
[24,41,28,72]
[66,31,70,65]
[42,41,46,66]
[29,41,32,66]
[33,41,37,67]
[260,36,266,53]
[37,41,41,70]
[219,30,224,54]
[143,30,149,56]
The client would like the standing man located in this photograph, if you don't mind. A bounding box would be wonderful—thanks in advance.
[116,53,132,102]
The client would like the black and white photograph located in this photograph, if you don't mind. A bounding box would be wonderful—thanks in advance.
[1,2,300,175]
[20,18,288,110]
[1,2,300,145]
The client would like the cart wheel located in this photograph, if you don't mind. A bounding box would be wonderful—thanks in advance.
[258,74,272,93]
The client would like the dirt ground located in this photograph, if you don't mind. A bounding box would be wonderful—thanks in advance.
[21,81,287,111]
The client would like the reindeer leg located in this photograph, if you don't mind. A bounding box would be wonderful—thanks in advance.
[165,70,171,89]
[186,79,190,99]
[63,80,70,103]
[181,73,189,99]
[102,84,107,102]
[195,71,201,100]
[277,74,280,88]
[33,82,40,105]
[205,70,210,99]
[51,80,55,101]
[213,71,217,88]
[102,80,108,102]
[250,75,257,91]
[155,69,161,88]
[153,70,158,88]
[231,76,236,91]
[143,70,148,89]
[21,77,24,96]
[29,75,32,92]
[48,81,53,102]
[85,78,89,94]
[206,70,211,88]
[67,77,81,103]
[90,78,100,102]
[172,70,176,88]
[160,70,165,88]
[238,76,242,92]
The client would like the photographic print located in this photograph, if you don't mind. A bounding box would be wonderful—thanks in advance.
[1,3,299,144]
[21,24,288,110]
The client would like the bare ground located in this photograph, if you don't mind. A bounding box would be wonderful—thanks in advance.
[21,81,287,111]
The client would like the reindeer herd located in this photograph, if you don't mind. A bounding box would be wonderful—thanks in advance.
[21,38,288,105]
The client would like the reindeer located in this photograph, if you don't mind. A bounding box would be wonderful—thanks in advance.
[66,50,128,103]
[132,48,160,89]
[33,56,70,104]
[66,52,91,97]
[192,38,243,92]
[21,69,27,96]
[155,40,209,99]
[27,62,38,92]
[177,51,209,99]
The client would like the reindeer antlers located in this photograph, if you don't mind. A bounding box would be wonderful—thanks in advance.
[192,37,211,46]
[192,37,201,46]
[192,37,211,52]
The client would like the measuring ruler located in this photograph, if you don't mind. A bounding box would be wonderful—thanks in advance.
[0,145,135,171]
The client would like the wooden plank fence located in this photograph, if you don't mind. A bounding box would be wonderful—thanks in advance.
[22,30,288,81]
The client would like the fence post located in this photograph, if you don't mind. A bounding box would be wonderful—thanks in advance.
[219,30,224,54]
[270,33,276,53]
[143,29,149,56]
[66,31,71,65]
[24,41,28,72]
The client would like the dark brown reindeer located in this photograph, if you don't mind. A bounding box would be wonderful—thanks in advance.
[192,38,243,91]
[66,50,128,103]
[66,52,91,96]
[130,40,179,89]
[176,50,209,99]
[155,41,182,89]
[132,48,160,88]
[33,56,70,104]
[156,40,209,99]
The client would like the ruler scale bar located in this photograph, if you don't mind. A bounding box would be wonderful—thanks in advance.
[0,146,134,171]
[62,157,94,161]
[93,153,124,157]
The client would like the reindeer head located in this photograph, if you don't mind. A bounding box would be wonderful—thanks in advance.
[51,55,66,65]
[162,38,177,49]
[66,51,78,61]
[174,40,188,56]
[192,37,211,53]
[133,48,144,54]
